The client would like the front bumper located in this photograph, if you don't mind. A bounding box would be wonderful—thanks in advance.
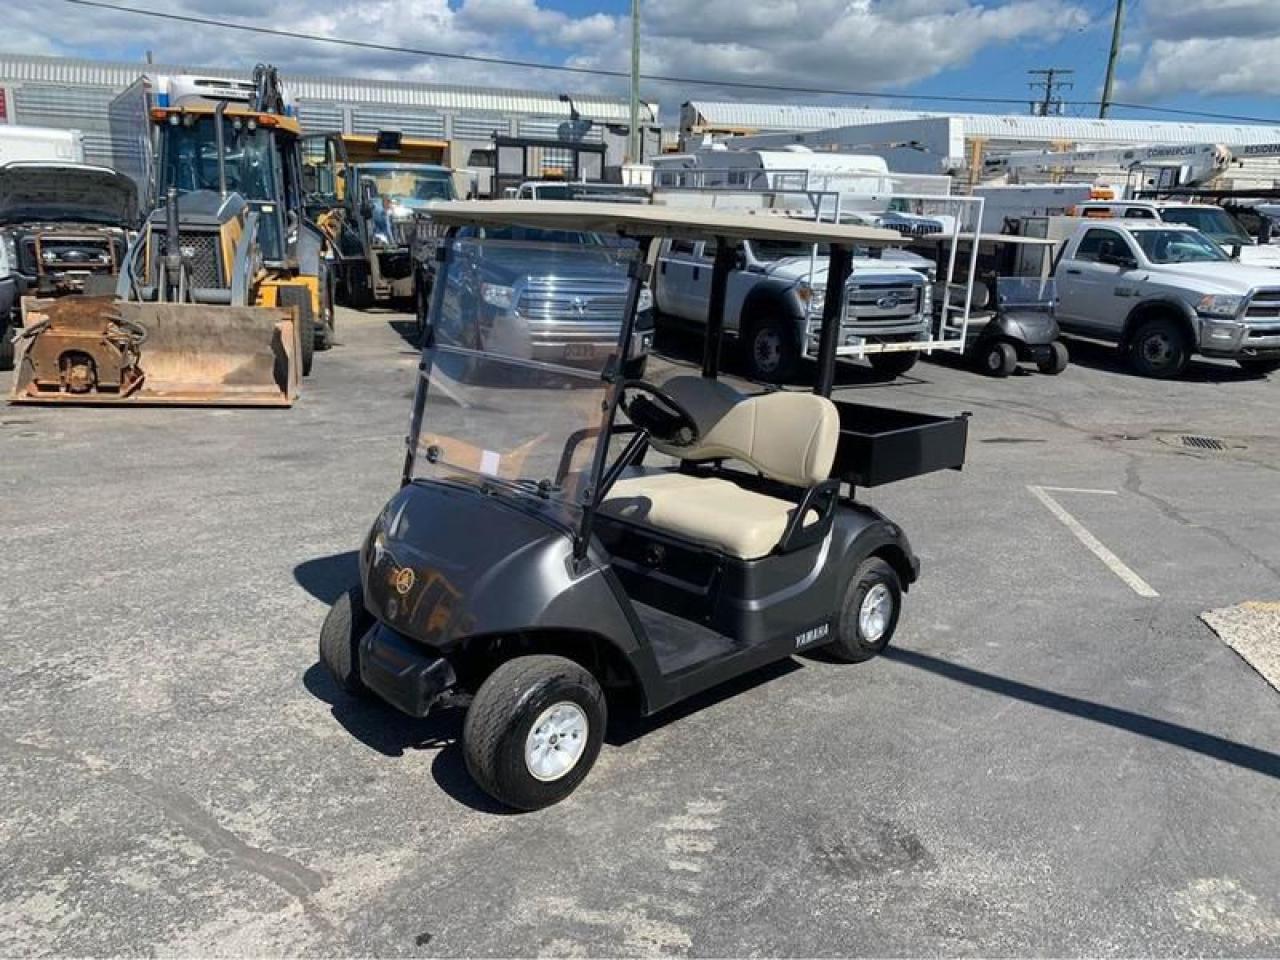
[1198,319,1280,358]
[359,624,457,717]
[486,307,655,366]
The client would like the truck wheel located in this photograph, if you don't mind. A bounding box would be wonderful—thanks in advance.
[1129,317,1189,379]
[981,341,1018,377]
[463,655,606,811]
[346,264,374,310]
[1037,341,1069,375]
[743,318,799,383]
[868,350,919,378]
[1237,357,1280,376]
[319,585,372,697]
[279,286,316,377]
[826,557,902,663]
[0,319,14,372]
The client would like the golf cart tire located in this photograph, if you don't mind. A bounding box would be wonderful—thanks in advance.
[1237,356,1280,376]
[983,342,1018,378]
[319,585,372,697]
[1037,341,1069,375]
[1128,316,1189,379]
[826,557,903,663]
[463,654,606,811]
[743,317,799,383]
[868,350,919,379]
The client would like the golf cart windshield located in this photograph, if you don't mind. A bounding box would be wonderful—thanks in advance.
[996,276,1056,310]
[408,234,641,530]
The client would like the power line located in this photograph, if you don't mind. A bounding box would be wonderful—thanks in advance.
[44,0,1280,125]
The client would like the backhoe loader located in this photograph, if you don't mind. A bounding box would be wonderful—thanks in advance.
[10,65,333,406]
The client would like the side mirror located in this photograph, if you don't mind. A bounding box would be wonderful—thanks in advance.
[1229,243,1243,260]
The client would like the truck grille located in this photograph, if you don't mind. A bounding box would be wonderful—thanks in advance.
[1245,288,1280,321]
[845,281,922,327]
[152,231,222,289]
[517,277,629,342]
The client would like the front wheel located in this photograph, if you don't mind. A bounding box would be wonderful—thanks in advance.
[742,317,799,383]
[867,349,919,379]
[319,585,372,696]
[1129,317,1190,379]
[982,341,1018,377]
[1037,341,1069,375]
[826,557,903,663]
[1237,356,1280,376]
[463,655,606,811]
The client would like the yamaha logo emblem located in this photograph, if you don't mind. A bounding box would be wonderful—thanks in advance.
[876,293,902,310]
[392,567,416,595]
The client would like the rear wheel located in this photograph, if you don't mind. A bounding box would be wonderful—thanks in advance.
[868,350,919,378]
[743,317,799,383]
[319,585,372,697]
[982,341,1018,377]
[1129,316,1190,379]
[826,557,902,663]
[1237,357,1280,376]
[1037,341,1069,375]
[463,655,606,811]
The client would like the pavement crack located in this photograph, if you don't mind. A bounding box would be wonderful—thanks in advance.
[0,735,336,935]
[1122,454,1280,582]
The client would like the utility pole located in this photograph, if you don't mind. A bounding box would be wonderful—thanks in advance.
[1027,68,1074,116]
[1099,0,1126,119]
[628,0,641,163]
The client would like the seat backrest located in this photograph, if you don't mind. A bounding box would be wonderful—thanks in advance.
[651,376,839,487]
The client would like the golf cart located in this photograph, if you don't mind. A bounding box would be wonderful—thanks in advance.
[319,201,970,810]
[913,232,1067,377]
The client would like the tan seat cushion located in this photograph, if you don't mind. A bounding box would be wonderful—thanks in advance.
[601,469,815,560]
[649,377,839,488]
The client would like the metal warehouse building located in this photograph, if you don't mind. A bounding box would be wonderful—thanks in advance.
[0,53,659,173]
[681,100,1280,189]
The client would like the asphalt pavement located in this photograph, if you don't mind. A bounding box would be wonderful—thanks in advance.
[1,309,1278,956]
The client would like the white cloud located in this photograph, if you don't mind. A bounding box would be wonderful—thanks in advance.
[8,0,1091,110]
[1124,0,1280,100]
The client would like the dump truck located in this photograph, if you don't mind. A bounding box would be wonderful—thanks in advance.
[10,64,333,406]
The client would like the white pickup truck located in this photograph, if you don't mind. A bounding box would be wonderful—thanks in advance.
[652,236,931,381]
[1074,200,1280,269]
[1053,219,1280,377]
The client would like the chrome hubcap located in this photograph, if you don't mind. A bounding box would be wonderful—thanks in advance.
[1143,333,1173,365]
[525,702,588,782]
[858,584,893,643]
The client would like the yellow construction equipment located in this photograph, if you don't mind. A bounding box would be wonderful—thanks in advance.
[9,64,332,406]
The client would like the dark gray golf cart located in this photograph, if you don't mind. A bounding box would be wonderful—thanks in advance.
[319,201,969,810]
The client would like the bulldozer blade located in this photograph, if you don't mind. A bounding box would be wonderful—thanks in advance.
[10,299,300,407]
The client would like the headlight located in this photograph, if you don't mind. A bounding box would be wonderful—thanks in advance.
[481,283,514,309]
[0,233,15,272]
[1197,294,1244,317]
[637,285,653,313]
[797,283,825,316]
[921,284,933,315]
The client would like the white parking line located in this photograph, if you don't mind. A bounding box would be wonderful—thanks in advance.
[1028,485,1160,599]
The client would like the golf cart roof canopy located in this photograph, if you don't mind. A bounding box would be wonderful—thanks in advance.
[424,200,905,246]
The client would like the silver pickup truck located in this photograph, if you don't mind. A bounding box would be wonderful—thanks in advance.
[653,236,931,381]
[1054,219,1280,377]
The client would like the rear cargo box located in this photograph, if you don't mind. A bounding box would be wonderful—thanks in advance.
[830,399,968,487]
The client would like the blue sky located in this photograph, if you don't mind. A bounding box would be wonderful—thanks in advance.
[8,0,1280,126]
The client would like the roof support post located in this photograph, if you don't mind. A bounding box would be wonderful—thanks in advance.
[701,238,737,379]
[815,243,852,397]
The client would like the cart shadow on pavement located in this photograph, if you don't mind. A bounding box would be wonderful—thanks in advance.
[884,647,1280,780]
[302,663,514,815]
[294,551,361,606]
[388,318,425,352]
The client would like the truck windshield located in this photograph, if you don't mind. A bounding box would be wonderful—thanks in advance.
[1159,208,1252,247]
[748,239,829,261]
[1133,229,1231,264]
[158,118,278,200]
[360,166,455,208]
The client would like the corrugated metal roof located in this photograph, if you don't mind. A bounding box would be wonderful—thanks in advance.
[0,53,655,125]
[684,100,1280,145]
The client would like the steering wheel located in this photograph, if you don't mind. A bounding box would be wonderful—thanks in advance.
[619,380,701,449]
